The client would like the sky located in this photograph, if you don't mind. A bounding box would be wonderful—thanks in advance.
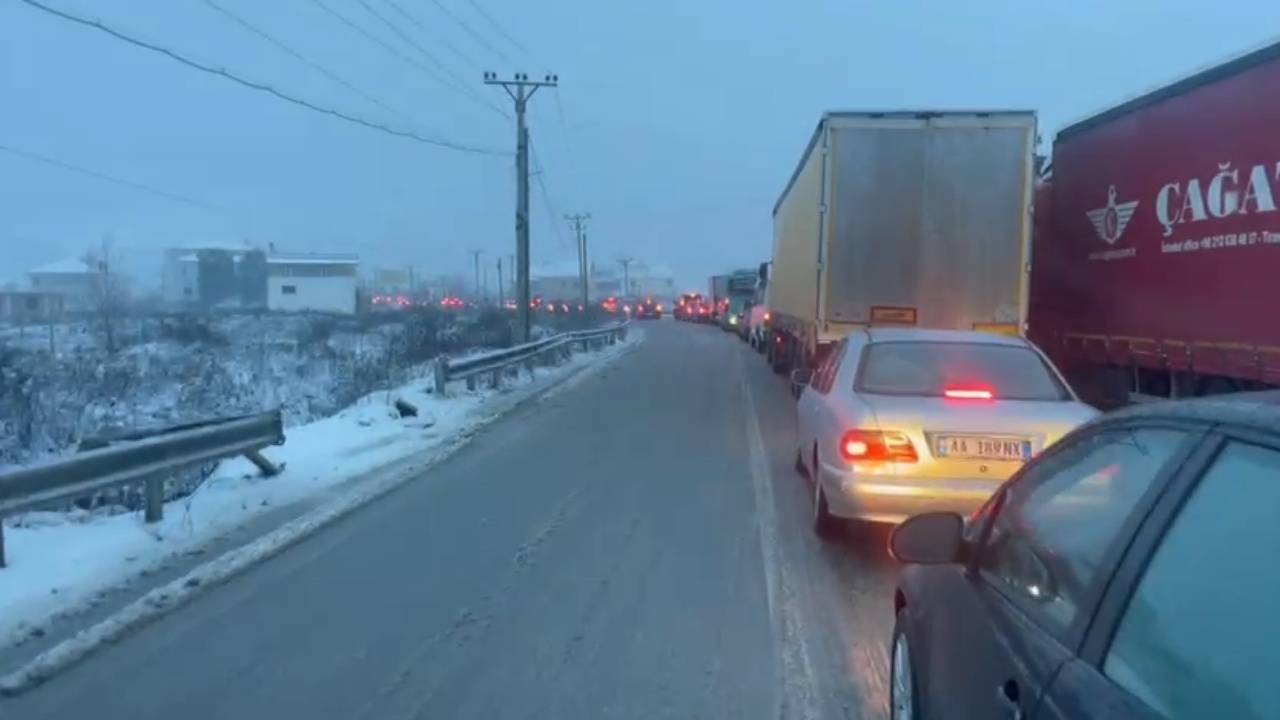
[2,0,1279,292]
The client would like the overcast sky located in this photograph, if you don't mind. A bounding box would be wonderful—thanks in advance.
[2,0,1278,290]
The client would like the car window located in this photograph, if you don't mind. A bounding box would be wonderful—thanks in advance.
[855,341,1069,401]
[812,340,848,395]
[1103,440,1280,720]
[979,428,1186,632]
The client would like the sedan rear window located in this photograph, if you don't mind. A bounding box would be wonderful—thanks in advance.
[855,341,1069,401]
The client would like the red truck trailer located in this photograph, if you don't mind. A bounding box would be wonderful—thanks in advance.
[1029,39,1280,407]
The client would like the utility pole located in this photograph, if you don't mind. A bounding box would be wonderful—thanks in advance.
[496,257,504,305]
[484,71,558,343]
[565,213,591,308]
[618,257,636,297]
[469,249,484,300]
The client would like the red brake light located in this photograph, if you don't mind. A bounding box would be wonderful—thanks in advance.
[839,430,918,463]
[944,388,994,400]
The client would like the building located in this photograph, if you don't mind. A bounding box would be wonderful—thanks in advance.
[26,258,100,313]
[0,289,65,323]
[531,259,676,302]
[530,260,584,300]
[598,261,676,299]
[160,246,358,314]
[161,242,259,308]
[267,252,359,314]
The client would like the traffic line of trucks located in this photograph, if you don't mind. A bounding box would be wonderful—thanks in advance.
[752,38,1280,408]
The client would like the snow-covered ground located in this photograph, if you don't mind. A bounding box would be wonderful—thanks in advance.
[0,326,641,649]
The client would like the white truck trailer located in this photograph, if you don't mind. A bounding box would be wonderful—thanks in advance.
[767,110,1038,374]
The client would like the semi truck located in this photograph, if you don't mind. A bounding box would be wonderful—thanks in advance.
[1029,39,1280,408]
[767,110,1038,374]
[708,274,729,323]
[720,269,756,331]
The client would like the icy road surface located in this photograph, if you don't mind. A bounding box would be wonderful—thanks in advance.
[4,321,899,720]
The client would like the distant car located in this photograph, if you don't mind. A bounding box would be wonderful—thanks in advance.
[633,297,663,320]
[793,327,1098,535]
[887,391,1280,720]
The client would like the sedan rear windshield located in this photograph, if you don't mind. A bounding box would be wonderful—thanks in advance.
[855,341,1070,401]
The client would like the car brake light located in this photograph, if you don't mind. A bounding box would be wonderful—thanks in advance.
[944,388,994,400]
[839,430,918,463]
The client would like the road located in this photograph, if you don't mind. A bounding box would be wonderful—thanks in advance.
[4,320,900,720]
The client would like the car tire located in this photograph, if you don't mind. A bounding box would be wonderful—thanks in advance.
[811,449,840,540]
[890,610,923,720]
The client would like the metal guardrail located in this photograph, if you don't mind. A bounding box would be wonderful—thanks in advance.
[0,410,285,568]
[432,320,630,394]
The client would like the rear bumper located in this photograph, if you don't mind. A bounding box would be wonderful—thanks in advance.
[818,462,1003,525]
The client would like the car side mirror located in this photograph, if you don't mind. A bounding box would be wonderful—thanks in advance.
[889,511,965,564]
[791,369,813,386]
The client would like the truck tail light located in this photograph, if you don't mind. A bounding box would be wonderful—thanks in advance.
[839,430,918,463]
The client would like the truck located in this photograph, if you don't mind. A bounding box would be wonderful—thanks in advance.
[708,274,729,323]
[1029,39,1280,408]
[720,268,757,332]
[767,110,1038,374]
[748,262,773,351]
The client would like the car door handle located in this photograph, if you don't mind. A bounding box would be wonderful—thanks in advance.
[996,679,1024,720]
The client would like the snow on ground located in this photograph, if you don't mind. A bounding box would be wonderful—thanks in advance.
[0,327,641,648]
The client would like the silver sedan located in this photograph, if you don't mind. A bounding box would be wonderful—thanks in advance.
[793,328,1099,537]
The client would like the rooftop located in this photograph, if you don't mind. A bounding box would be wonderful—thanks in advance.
[30,257,93,275]
[169,250,360,265]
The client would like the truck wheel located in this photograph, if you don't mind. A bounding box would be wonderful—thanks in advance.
[771,336,788,375]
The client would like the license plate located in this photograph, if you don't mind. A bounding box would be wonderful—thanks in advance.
[935,436,1032,462]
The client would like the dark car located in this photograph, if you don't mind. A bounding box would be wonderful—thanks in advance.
[888,391,1279,720]
[633,297,663,320]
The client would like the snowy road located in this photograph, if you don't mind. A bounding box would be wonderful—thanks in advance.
[4,321,899,720]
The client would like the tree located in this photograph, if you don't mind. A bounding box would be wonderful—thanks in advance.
[82,234,128,353]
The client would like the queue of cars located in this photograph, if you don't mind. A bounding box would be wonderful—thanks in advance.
[771,305,1268,720]
[748,44,1280,715]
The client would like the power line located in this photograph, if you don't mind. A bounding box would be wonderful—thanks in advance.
[379,0,481,71]
[529,140,567,249]
[425,0,513,65]
[552,89,576,167]
[14,0,506,155]
[462,0,531,57]
[199,0,406,122]
[349,0,506,117]
[0,141,228,214]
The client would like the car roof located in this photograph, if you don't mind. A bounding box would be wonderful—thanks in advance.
[858,327,1031,348]
[1097,390,1280,432]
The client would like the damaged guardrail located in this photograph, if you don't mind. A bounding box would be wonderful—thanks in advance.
[432,320,629,394]
[0,410,285,567]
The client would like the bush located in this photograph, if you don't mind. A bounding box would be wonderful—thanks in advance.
[0,310,506,511]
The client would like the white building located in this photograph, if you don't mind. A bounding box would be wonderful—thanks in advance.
[27,257,100,313]
[268,252,359,314]
[161,246,359,314]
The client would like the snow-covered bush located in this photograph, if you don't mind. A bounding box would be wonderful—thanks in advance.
[0,309,500,469]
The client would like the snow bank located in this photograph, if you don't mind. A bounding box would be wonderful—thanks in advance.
[0,328,641,651]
